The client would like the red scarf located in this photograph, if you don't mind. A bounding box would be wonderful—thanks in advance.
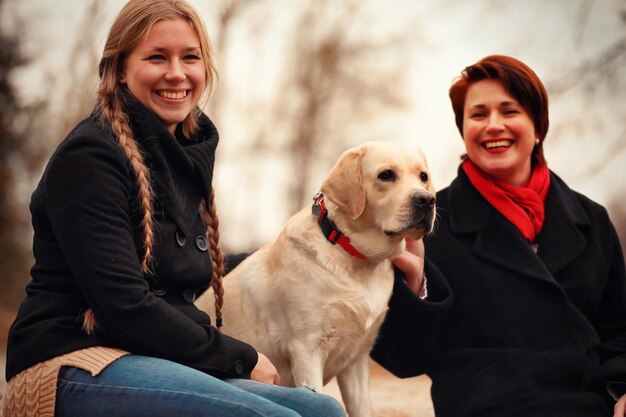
[462,159,550,243]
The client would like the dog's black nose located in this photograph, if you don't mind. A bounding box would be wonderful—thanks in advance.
[412,192,435,209]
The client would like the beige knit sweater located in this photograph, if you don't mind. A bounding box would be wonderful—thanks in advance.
[3,346,129,417]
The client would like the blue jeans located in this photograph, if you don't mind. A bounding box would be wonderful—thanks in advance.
[56,354,345,417]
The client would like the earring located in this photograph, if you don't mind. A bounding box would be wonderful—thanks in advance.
[535,139,540,145]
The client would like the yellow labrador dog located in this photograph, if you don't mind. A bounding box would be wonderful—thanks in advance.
[197,141,435,417]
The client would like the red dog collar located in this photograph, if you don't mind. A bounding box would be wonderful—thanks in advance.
[312,192,368,261]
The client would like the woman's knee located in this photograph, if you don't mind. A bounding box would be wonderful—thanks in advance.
[292,387,346,417]
[316,395,346,417]
[225,379,346,417]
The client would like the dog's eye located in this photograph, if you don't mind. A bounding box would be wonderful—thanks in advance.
[420,172,429,182]
[377,170,396,182]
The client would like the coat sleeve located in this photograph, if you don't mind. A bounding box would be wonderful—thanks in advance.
[594,218,626,399]
[44,128,257,378]
[370,258,452,378]
[224,253,250,275]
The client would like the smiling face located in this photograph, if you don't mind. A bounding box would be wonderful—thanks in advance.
[463,79,538,186]
[120,17,206,134]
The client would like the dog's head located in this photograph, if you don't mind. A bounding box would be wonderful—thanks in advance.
[320,141,436,259]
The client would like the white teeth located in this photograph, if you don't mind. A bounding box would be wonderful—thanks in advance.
[484,140,512,149]
[158,91,187,99]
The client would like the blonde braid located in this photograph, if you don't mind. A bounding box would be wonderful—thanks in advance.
[200,188,225,329]
[82,89,155,335]
[106,95,155,274]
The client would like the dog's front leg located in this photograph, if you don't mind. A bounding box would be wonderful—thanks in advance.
[336,353,373,417]
[288,343,324,393]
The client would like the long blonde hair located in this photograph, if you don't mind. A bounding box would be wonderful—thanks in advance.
[83,0,225,333]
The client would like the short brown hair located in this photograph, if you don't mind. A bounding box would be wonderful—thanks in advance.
[449,55,549,164]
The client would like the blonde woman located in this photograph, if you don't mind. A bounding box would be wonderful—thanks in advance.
[3,1,344,416]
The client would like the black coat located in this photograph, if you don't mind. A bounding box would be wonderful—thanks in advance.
[372,167,626,417]
[6,94,257,381]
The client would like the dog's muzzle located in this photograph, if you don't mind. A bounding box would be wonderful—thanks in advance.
[384,192,436,237]
[411,191,436,231]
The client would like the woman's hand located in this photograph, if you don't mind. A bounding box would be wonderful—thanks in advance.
[614,393,626,417]
[392,237,425,296]
[251,352,281,385]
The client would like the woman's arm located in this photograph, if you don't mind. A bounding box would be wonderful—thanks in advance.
[596,220,626,408]
[392,237,426,296]
[45,129,257,378]
[370,238,452,377]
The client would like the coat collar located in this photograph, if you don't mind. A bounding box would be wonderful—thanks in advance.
[536,173,589,275]
[117,91,219,239]
[448,167,589,282]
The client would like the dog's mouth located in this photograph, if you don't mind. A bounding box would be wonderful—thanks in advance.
[384,220,432,239]
[384,192,436,239]
[384,230,405,239]
[384,210,435,239]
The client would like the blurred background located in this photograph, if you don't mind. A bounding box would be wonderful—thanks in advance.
[1,0,625,415]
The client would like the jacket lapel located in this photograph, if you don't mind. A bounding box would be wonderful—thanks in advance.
[181,113,219,206]
[535,173,588,276]
[123,94,218,240]
[473,213,553,281]
[448,169,557,284]
[142,134,199,239]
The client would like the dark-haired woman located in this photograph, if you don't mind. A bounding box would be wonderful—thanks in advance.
[373,55,626,417]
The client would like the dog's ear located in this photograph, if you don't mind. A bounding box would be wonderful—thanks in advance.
[320,149,365,219]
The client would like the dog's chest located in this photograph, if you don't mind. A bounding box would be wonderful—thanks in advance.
[320,267,394,348]
[355,274,392,329]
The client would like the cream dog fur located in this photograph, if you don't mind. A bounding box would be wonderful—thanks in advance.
[196,141,436,417]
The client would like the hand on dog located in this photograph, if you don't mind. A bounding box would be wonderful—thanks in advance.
[393,237,425,296]
[614,393,626,417]
[251,352,281,385]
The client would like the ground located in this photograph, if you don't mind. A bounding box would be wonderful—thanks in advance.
[325,362,434,417]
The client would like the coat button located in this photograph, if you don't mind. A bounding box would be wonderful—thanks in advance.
[183,288,196,303]
[233,360,244,375]
[151,286,166,296]
[148,276,166,296]
[195,235,208,252]
[175,231,186,247]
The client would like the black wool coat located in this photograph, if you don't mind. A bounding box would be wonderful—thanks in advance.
[6,94,257,381]
[372,167,626,417]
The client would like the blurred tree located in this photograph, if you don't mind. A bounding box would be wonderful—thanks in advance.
[197,0,413,250]
[5,0,624,261]
[207,0,411,241]
[54,0,105,135]
[280,0,408,212]
[547,35,626,178]
[207,0,263,124]
[0,0,104,309]
[545,2,626,245]
[255,0,408,214]
[0,0,46,308]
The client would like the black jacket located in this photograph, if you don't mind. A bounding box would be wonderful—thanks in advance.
[372,167,626,417]
[6,94,257,380]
